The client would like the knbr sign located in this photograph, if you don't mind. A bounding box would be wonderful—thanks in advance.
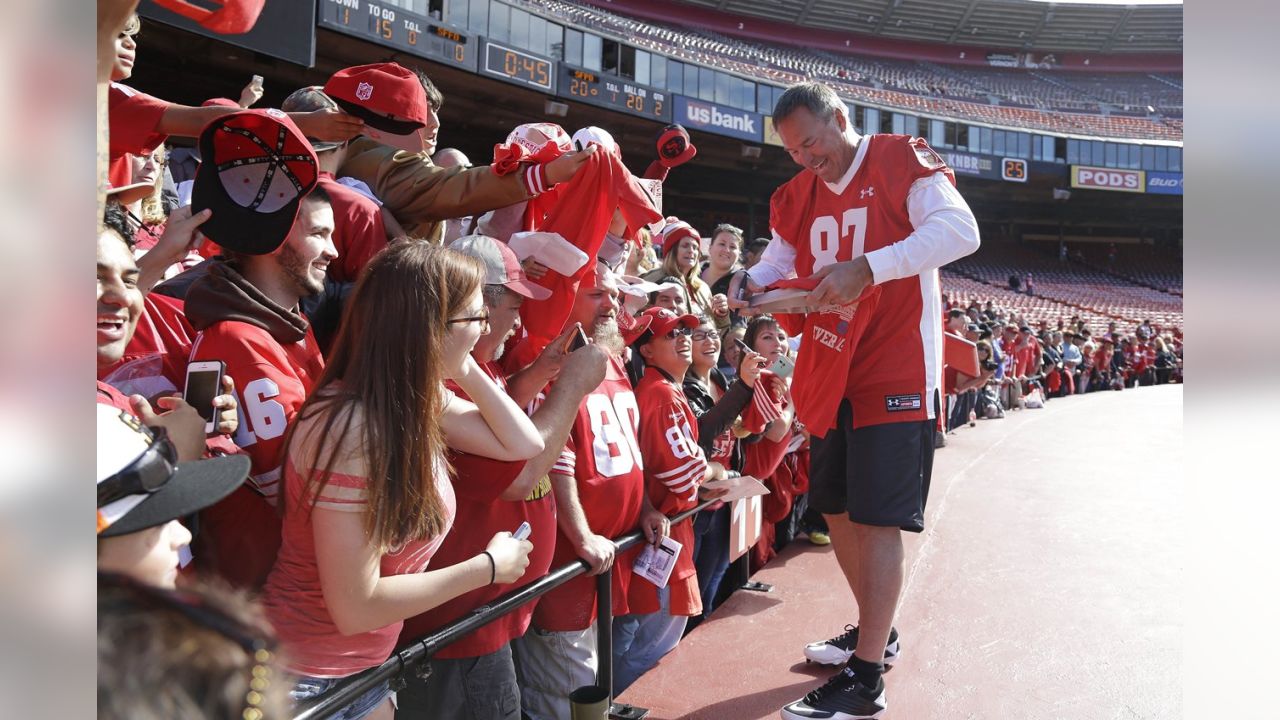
[1072,165,1145,193]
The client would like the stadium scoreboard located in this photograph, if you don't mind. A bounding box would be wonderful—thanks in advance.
[558,64,672,123]
[318,0,477,72]
[482,41,555,92]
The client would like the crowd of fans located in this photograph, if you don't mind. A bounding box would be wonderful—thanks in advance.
[96,12,1182,720]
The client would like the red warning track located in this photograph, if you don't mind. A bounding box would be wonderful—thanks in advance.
[618,384,1182,719]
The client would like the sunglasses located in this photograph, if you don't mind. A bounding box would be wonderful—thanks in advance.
[661,326,693,340]
[98,426,178,509]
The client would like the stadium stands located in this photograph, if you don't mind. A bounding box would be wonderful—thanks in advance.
[515,0,1183,141]
[943,242,1183,331]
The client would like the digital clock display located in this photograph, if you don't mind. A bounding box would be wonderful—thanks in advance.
[482,41,555,92]
[318,0,476,72]
[557,63,671,122]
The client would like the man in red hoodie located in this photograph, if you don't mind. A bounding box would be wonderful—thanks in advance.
[185,186,335,589]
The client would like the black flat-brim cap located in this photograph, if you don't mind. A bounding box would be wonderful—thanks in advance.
[191,109,319,255]
[100,454,249,538]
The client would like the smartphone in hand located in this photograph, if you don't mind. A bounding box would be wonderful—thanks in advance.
[735,338,767,368]
[513,521,532,541]
[567,325,589,352]
[771,353,796,379]
[184,360,225,434]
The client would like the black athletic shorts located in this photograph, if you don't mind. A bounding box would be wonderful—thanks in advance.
[808,397,937,532]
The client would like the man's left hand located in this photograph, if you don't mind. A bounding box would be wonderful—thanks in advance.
[808,256,873,307]
[639,506,670,545]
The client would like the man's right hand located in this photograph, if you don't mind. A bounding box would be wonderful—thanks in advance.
[559,341,608,396]
[129,394,206,462]
[291,107,364,142]
[576,533,616,576]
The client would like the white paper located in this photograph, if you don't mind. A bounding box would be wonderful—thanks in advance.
[633,534,683,588]
[700,474,770,505]
[508,231,589,276]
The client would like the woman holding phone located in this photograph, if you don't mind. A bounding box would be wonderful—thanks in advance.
[262,241,543,720]
[684,315,765,618]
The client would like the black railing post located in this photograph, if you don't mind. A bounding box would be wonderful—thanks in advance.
[595,565,614,697]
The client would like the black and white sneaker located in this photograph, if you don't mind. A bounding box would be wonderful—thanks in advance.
[803,625,900,666]
[780,668,887,720]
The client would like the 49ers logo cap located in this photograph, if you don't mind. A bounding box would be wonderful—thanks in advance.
[324,62,432,134]
[191,109,319,255]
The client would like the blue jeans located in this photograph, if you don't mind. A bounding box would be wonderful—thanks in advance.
[611,585,687,696]
[692,505,731,614]
[290,675,391,720]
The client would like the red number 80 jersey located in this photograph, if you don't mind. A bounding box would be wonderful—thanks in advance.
[551,355,647,539]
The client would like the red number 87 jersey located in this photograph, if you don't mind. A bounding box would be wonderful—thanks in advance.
[769,134,956,429]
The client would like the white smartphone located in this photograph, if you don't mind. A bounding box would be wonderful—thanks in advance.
[513,521,532,541]
[184,360,225,434]
[771,353,796,380]
[250,74,264,89]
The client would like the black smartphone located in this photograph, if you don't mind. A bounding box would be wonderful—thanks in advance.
[567,325,589,352]
[734,337,751,353]
[184,360,225,434]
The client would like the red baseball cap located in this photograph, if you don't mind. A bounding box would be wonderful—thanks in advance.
[630,307,698,346]
[324,63,431,134]
[656,124,696,168]
[450,234,551,300]
[191,109,319,255]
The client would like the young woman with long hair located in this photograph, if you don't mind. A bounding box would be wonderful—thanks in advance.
[684,314,764,618]
[645,223,721,329]
[262,241,543,720]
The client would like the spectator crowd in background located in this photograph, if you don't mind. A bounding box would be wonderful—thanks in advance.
[96,12,1182,720]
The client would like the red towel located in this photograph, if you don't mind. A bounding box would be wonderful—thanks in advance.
[509,149,659,368]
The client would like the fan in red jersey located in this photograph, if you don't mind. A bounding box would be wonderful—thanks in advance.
[393,235,608,720]
[513,261,669,720]
[741,82,980,720]
[612,308,729,696]
[183,113,333,590]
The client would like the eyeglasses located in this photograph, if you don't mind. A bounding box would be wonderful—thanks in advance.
[690,331,716,342]
[448,313,490,331]
[98,426,178,509]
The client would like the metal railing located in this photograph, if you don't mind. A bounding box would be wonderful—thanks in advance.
[293,500,715,720]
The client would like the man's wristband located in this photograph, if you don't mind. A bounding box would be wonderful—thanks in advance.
[521,163,551,196]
